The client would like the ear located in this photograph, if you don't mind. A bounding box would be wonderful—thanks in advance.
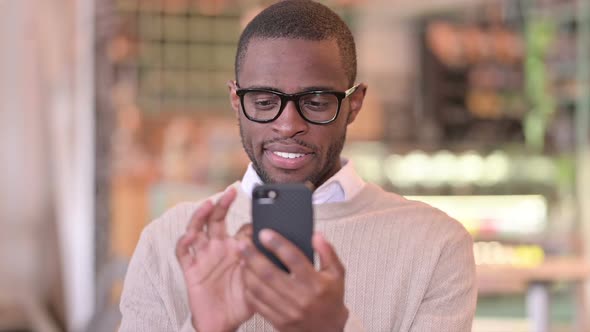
[346,83,367,125]
[227,80,241,118]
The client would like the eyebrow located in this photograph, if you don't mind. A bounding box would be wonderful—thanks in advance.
[240,85,338,93]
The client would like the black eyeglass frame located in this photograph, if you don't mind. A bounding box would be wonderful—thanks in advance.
[235,83,361,125]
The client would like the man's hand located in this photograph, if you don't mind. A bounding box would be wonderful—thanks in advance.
[238,230,349,332]
[176,187,253,332]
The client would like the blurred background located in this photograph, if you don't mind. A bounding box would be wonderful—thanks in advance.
[1,0,589,331]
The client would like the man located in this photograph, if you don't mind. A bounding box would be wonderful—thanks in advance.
[119,1,477,331]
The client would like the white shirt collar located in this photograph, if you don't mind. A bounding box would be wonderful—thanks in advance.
[240,159,366,204]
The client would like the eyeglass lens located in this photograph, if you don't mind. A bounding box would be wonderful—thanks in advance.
[242,91,339,123]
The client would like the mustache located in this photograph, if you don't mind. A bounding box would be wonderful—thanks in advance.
[262,137,317,151]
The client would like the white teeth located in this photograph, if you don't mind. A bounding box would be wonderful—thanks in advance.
[273,151,306,159]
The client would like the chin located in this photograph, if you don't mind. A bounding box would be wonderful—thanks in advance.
[269,174,308,184]
[264,169,312,184]
[256,161,309,183]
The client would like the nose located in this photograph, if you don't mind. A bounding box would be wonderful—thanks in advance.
[271,100,309,138]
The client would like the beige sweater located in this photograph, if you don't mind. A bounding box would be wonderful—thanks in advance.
[119,182,477,331]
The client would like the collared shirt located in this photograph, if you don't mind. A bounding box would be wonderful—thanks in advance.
[240,159,366,204]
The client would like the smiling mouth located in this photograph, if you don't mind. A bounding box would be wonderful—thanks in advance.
[272,151,309,159]
[264,149,314,170]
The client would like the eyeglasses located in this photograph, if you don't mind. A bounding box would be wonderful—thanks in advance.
[235,83,360,125]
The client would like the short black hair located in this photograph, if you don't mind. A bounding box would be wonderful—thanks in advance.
[235,0,357,86]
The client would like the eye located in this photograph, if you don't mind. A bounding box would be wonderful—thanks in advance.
[254,100,279,111]
[303,101,328,111]
[245,92,280,111]
[255,99,275,105]
[301,94,336,112]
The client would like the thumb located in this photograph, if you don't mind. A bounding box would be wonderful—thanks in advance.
[312,232,345,277]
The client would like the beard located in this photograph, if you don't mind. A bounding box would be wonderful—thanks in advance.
[239,121,346,188]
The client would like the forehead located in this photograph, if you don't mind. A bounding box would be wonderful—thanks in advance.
[239,37,348,91]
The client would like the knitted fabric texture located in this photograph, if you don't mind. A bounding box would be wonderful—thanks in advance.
[119,182,477,332]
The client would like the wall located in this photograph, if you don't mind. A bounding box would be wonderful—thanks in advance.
[0,0,62,326]
[0,0,96,331]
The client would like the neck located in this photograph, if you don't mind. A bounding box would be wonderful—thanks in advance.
[312,158,342,188]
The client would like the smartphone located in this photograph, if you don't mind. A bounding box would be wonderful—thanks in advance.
[252,183,314,272]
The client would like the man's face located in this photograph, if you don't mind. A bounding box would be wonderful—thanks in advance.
[229,38,366,187]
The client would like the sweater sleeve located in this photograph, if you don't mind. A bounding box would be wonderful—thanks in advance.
[408,227,477,332]
[119,225,177,331]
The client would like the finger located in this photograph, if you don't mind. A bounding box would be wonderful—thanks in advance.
[244,286,293,329]
[312,233,345,277]
[238,240,306,307]
[235,224,253,241]
[259,229,316,280]
[241,263,299,325]
[207,187,237,239]
[193,231,209,252]
[176,229,211,269]
[186,200,214,233]
[176,229,197,270]
[238,240,287,278]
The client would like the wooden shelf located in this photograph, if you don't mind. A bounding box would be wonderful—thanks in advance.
[477,257,590,295]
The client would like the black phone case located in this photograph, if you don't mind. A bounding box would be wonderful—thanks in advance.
[252,183,314,272]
